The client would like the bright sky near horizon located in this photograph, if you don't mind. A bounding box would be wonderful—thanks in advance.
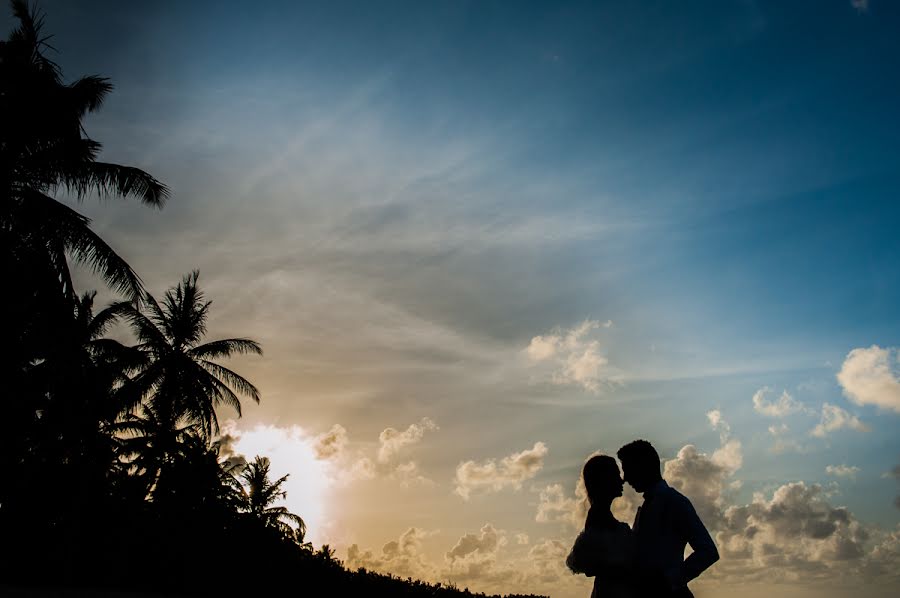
[14,1,900,596]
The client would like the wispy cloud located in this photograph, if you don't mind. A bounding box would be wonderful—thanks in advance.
[825,464,860,479]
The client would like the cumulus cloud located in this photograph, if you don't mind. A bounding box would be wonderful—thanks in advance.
[752,388,807,417]
[526,320,615,393]
[535,483,585,527]
[825,465,860,479]
[717,482,870,580]
[454,442,548,500]
[378,418,439,463]
[663,411,743,528]
[837,345,900,413]
[441,524,522,588]
[810,403,869,438]
[527,539,570,583]
[313,424,348,459]
[346,527,435,579]
[446,523,505,561]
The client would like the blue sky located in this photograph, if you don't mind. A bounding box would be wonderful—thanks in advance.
[14,1,900,595]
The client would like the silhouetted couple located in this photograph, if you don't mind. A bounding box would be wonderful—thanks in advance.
[566,440,719,598]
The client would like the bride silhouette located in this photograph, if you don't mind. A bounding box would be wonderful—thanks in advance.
[566,455,636,598]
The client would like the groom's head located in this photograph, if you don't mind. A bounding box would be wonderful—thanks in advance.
[617,439,662,493]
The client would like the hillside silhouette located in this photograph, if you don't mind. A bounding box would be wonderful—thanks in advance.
[0,2,546,597]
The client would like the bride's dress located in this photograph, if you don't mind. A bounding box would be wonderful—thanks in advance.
[566,519,636,598]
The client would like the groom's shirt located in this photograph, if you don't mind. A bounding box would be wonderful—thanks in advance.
[633,480,719,590]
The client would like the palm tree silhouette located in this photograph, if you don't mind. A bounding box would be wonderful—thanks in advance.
[239,455,307,543]
[0,0,168,296]
[119,271,262,440]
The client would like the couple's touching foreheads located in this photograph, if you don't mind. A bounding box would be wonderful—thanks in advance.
[566,440,719,598]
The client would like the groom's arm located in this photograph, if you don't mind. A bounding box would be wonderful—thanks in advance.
[670,494,719,586]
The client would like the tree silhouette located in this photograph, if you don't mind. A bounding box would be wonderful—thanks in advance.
[239,455,307,543]
[0,0,167,299]
[119,271,262,440]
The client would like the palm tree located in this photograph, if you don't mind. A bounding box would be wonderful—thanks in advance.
[239,456,307,543]
[1,0,169,364]
[120,271,262,440]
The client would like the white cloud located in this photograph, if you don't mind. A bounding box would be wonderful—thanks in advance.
[837,346,900,413]
[810,403,869,438]
[851,0,869,13]
[454,442,548,500]
[752,388,807,418]
[825,465,860,479]
[446,523,505,561]
[313,423,348,459]
[378,417,439,463]
[526,320,615,393]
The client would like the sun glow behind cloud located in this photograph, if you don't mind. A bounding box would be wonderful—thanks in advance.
[227,422,334,545]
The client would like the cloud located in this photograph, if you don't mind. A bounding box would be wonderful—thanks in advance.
[825,465,861,479]
[346,456,377,481]
[752,388,807,417]
[526,539,570,584]
[535,483,585,527]
[663,411,743,528]
[391,461,434,488]
[717,482,870,579]
[526,320,615,393]
[446,523,505,561]
[441,524,522,588]
[837,346,900,413]
[851,0,869,13]
[454,442,548,500]
[515,533,530,545]
[346,527,435,579]
[378,418,439,463]
[810,403,869,438]
[313,424,348,459]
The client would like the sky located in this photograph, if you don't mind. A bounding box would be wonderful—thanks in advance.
[11,0,900,596]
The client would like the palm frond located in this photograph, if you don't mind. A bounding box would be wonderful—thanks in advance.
[87,299,132,339]
[24,189,144,298]
[65,74,112,117]
[62,161,169,207]
[190,338,263,360]
[198,360,261,404]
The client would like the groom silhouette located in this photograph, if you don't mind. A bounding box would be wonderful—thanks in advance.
[617,440,719,597]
